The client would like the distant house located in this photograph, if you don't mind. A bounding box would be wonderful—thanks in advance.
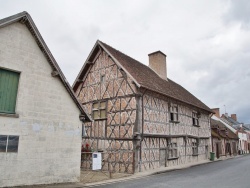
[210,115,239,159]
[0,12,91,187]
[215,109,249,154]
[73,40,213,173]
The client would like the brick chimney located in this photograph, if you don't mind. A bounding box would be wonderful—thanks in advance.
[231,114,237,121]
[148,51,167,80]
[212,108,220,118]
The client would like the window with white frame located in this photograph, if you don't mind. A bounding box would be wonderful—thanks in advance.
[0,135,19,153]
[92,101,107,120]
[170,104,179,122]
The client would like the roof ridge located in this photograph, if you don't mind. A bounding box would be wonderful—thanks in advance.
[98,40,149,68]
[98,40,169,82]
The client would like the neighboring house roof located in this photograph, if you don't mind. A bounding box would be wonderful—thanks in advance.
[211,129,222,140]
[221,115,249,132]
[211,118,238,140]
[232,124,249,132]
[73,40,212,113]
[222,115,241,125]
[212,115,237,134]
[244,124,250,129]
[0,11,91,122]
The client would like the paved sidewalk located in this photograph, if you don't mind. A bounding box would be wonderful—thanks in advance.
[16,155,241,188]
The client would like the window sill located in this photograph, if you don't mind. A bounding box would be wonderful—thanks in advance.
[93,118,107,121]
[169,120,180,124]
[167,157,179,160]
[0,113,19,118]
[193,124,200,127]
[192,154,199,156]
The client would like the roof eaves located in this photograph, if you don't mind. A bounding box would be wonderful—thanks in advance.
[72,40,101,91]
[140,84,213,113]
[0,11,28,28]
[211,130,221,140]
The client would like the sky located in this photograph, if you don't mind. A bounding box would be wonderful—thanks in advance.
[1,0,250,123]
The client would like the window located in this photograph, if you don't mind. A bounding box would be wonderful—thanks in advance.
[92,101,107,120]
[170,104,179,122]
[192,112,199,126]
[82,124,87,137]
[168,142,178,159]
[0,135,19,153]
[168,138,178,159]
[192,139,198,155]
[100,74,105,84]
[0,68,20,114]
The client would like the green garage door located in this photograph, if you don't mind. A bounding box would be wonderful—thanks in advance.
[0,69,20,114]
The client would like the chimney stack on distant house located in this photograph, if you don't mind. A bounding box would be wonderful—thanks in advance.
[212,108,220,118]
[231,114,237,121]
[148,51,167,80]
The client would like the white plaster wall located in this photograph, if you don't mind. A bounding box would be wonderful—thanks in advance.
[238,132,247,141]
[0,23,82,187]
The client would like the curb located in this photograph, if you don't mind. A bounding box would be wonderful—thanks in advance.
[17,155,246,188]
[83,155,243,187]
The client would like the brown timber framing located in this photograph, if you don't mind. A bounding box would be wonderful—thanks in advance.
[98,41,141,88]
[77,47,138,174]
[143,134,210,139]
[81,94,137,105]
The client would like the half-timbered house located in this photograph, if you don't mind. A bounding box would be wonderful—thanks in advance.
[73,40,213,173]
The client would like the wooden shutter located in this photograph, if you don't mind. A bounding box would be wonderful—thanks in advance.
[0,69,20,113]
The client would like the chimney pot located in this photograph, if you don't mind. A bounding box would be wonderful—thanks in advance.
[148,51,167,80]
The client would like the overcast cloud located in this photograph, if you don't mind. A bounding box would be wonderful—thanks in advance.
[1,0,249,123]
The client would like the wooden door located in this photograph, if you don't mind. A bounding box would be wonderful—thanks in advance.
[160,149,167,167]
[216,143,220,158]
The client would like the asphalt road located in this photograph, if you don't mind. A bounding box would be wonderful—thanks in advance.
[93,155,250,188]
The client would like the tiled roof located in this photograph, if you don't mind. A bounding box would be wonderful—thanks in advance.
[244,124,250,129]
[211,129,221,139]
[211,119,238,140]
[221,115,241,125]
[98,41,212,112]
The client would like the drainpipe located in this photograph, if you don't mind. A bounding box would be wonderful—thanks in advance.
[209,113,213,153]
